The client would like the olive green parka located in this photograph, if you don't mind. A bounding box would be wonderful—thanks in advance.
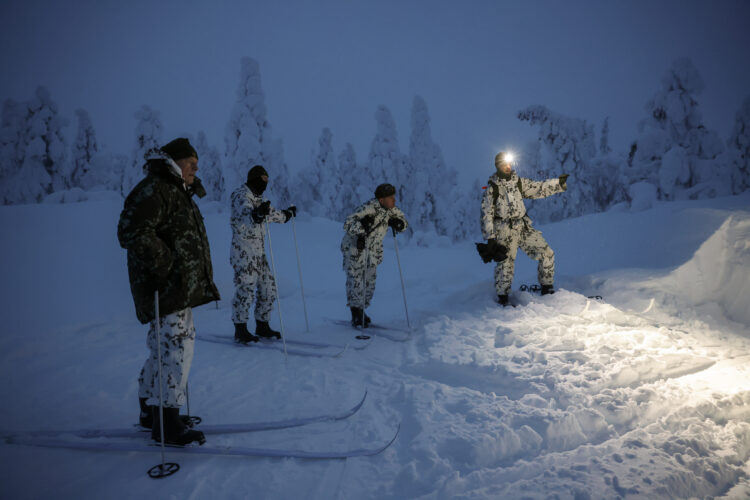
[118,150,220,324]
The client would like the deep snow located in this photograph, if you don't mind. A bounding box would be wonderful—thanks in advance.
[0,191,749,499]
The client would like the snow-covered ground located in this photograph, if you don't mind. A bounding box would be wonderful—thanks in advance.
[1,192,749,499]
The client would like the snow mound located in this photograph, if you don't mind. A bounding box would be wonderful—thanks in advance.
[663,213,750,326]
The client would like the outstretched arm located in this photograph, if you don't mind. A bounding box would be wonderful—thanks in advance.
[518,176,566,200]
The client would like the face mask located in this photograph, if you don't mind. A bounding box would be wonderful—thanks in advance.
[247,177,268,195]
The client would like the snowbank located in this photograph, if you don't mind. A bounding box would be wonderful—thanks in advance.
[659,213,750,326]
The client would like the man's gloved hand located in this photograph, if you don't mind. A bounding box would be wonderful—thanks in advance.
[559,174,569,189]
[252,200,271,223]
[282,205,297,222]
[149,263,170,292]
[388,217,405,232]
[360,215,375,234]
[356,235,366,251]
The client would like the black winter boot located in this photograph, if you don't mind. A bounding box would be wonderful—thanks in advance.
[234,323,259,344]
[350,307,371,328]
[498,294,510,306]
[151,406,206,446]
[541,285,555,296]
[140,398,197,429]
[139,397,153,428]
[255,320,281,339]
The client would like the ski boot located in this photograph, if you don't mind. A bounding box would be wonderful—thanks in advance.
[151,406,205,446]
[350,307,371,328]
[140,398,199,429]
[234,323,259,344]
[255,320,281,339]
[498,294,510,307]
[541,285,555,296]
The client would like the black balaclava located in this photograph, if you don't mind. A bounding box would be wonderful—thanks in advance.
[246,165,269,195]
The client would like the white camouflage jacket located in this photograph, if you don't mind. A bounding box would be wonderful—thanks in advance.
[341,198,409,266]
[230,184,286,267]
[481,171,565,240]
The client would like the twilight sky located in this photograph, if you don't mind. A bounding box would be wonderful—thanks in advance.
[1,0,749,186]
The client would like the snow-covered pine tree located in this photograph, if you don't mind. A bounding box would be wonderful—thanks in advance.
[336,142,359,220]
[123,105,162,196]
[630,58,725,200]
[193,131,224,201]
[366,105,405,203]
[517,105,597,222]
[224,57,291,206]
[70,108,99,190]
[727,96,750,195]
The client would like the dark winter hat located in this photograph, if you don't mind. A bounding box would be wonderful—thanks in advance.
[247,165,269,182]
[374,183,396,199]
[161,138,198,161]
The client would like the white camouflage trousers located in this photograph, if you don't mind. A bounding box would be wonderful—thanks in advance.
[138,307,195,408]
[231,257,277,324]
[343,248,378,309]
[494,219,555,295]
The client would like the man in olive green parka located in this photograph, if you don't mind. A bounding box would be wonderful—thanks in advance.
[118,137,220,446]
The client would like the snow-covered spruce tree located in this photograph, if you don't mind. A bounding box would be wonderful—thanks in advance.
[296,127,338,218]
[727,96,750,194]
[224,57,291,206]
[29,87,69,194]
[193,131,224,201]
[0,88,69,203]
[600,117,612,155]
[123,105,162,196]
[452,178,484,242]
[629,58,725,200]
[517,105,597,222]
[70,108,99,190]
[407,95,462,238]
[0,98,28,204]
[336,142,360,220]
[367,105,405,203]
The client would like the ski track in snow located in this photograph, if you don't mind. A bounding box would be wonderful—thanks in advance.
[0,194,749,499]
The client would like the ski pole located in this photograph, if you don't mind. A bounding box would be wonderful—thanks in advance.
[361,244,368,329]
[148,290,179,478]
[391,228,411,330]
[290,215,309,332]
[265,220,288,360]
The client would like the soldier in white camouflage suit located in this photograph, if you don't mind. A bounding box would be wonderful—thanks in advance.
[341,183,408,327]
[231,165,296,343]
[481,152,569,306]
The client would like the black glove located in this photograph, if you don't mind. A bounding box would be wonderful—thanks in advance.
[252,200,271,223]
[360,215,375,234]
[476,238,508,264]
[356,235,366,251]
[149,263,171,291]
[559,174,569,189]
[388,217,405,232]
[282,205,297,222]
